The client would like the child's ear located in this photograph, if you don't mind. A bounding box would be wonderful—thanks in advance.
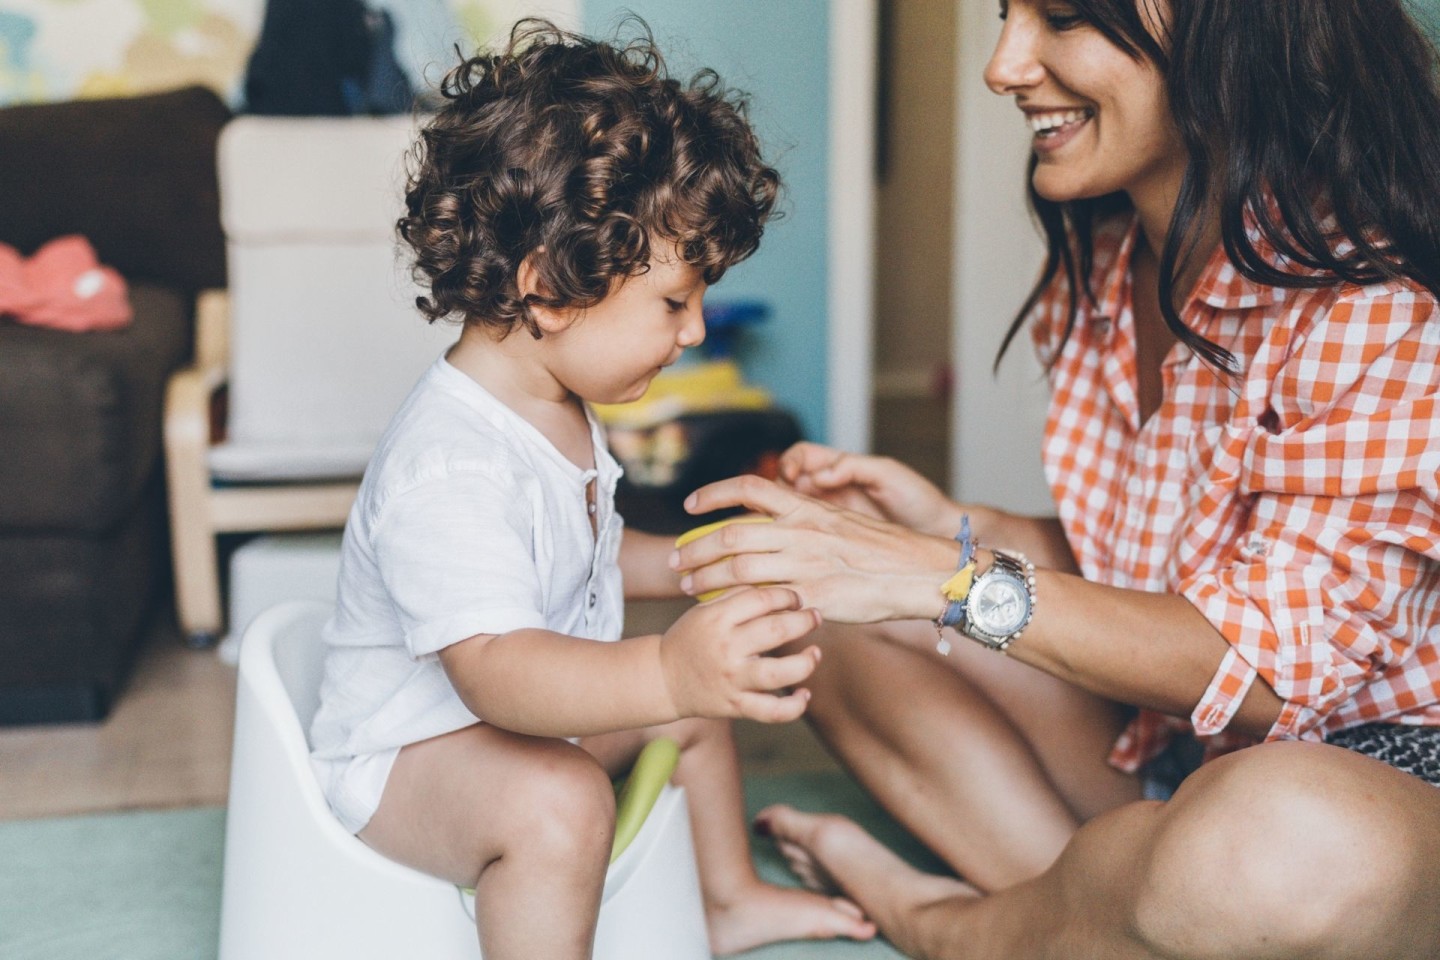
[516,250,573,335]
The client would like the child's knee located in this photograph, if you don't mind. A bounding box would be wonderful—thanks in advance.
[508,743,617,853]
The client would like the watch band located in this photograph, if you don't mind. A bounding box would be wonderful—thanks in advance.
[958,549,1036,652]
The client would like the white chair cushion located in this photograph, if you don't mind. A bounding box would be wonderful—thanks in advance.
[220,116,424,241]
[217,116,458,460]
[207,440,376,483]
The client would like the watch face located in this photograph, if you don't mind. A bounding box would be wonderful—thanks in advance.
[972,576,1029,636]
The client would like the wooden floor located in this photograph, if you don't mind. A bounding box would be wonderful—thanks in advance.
[0,600,839,822]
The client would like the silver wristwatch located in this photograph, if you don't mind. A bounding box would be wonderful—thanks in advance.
[959,549,1036,652]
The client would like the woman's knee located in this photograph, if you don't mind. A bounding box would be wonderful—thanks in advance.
[1132,742,1422,958]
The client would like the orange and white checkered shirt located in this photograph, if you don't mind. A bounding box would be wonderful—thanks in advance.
[1030,214,1440,772]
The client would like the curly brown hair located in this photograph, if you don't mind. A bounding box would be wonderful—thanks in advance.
[398,19,781,337]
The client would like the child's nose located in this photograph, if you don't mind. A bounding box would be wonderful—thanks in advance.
[679,306,706,348]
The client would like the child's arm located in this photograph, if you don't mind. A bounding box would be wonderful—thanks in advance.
[619,528,687,599]
[438,586,821,737]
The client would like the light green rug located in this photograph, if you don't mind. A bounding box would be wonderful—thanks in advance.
[0,771,943,960]
[0,805,224,960]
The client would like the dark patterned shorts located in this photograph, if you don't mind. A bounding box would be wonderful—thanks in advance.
[1142,723,1440,800]
[1324,722,1440,787]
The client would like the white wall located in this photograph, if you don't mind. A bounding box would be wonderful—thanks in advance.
[948,5,1053,514]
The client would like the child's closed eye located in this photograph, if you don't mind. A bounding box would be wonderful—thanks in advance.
[664,298,687,313]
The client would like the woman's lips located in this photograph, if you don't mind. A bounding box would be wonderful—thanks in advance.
[1029,108,1094,154]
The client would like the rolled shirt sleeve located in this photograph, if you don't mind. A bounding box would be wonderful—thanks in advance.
[1178,287,1440,741]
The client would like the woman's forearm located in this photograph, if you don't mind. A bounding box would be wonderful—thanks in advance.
[888,542,1282,739]
[1018,570,1283,738]
[966,505,1079,575]
[964,558,1283,739]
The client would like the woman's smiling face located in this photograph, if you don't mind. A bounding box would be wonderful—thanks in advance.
[985,0,1187,211]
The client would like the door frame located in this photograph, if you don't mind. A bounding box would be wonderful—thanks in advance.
[826,0,879,453]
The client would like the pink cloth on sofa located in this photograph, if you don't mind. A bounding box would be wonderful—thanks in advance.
[0,235,133,332]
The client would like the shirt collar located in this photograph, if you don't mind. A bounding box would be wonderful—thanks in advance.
[1093,217,1139,323]
[1190,241,1288,311]
[1095,213,1285,319]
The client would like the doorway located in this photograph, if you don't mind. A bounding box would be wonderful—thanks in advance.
[870,0,957,489]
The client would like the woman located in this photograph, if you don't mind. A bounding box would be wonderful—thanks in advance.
[671,1,1440,957]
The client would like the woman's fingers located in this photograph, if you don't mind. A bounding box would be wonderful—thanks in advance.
[779,441,886,490]
[778,441,844,484]
[685,551,800,600]
[686,474,804,518]
[672,517,786,575]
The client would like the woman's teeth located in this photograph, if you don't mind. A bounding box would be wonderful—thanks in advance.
[1029,109,1092,136]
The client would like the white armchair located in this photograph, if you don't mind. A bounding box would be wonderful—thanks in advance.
[164,116,456,647]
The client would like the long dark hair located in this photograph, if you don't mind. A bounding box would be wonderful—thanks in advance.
[999,0,1440,373]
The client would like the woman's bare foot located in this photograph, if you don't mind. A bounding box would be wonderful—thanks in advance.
[705,880,877,956]
[752,804,981,937]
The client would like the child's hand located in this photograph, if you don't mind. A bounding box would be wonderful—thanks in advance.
[659,586,821,724]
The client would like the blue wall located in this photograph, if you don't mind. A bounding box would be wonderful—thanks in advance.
[1415,0,1440,39]
[583,2,831,441]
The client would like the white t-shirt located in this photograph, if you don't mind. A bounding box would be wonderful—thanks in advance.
[308,355,625,769]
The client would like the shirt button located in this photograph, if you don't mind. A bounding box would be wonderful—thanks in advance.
[588,592,597,608]
[587,502,597,515]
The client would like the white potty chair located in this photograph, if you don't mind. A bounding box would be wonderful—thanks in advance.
[219,600,712,960]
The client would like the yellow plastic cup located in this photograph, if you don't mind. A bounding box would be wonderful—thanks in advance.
[674,516,774,601]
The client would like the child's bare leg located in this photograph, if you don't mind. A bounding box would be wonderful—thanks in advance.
[360,724,616,960]
[641,717,878,954]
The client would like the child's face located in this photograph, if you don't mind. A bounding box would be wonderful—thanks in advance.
[543,248,707,405]
[986,0,1186,213]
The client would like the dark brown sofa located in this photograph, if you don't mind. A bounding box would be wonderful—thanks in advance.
[0,87,230,723]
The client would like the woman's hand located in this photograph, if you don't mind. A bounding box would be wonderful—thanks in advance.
[778,442,964,537]
[659,586,822,724]
[672,475,960,624]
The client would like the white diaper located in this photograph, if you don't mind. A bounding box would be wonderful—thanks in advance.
[310,747,401,835]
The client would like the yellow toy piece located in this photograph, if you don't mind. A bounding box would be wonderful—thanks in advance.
[674,516,774,602]
[593,360,771,430]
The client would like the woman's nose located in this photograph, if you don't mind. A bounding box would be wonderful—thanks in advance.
[984,16,1045,95]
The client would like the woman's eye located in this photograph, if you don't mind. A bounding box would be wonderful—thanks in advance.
[1046,11,1085,30]
[664,298,686,313]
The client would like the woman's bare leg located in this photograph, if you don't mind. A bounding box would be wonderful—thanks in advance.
[583,718,877,955]
[797,620,1140,889]
[758,741,1440,960]
[360,725,615,960]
